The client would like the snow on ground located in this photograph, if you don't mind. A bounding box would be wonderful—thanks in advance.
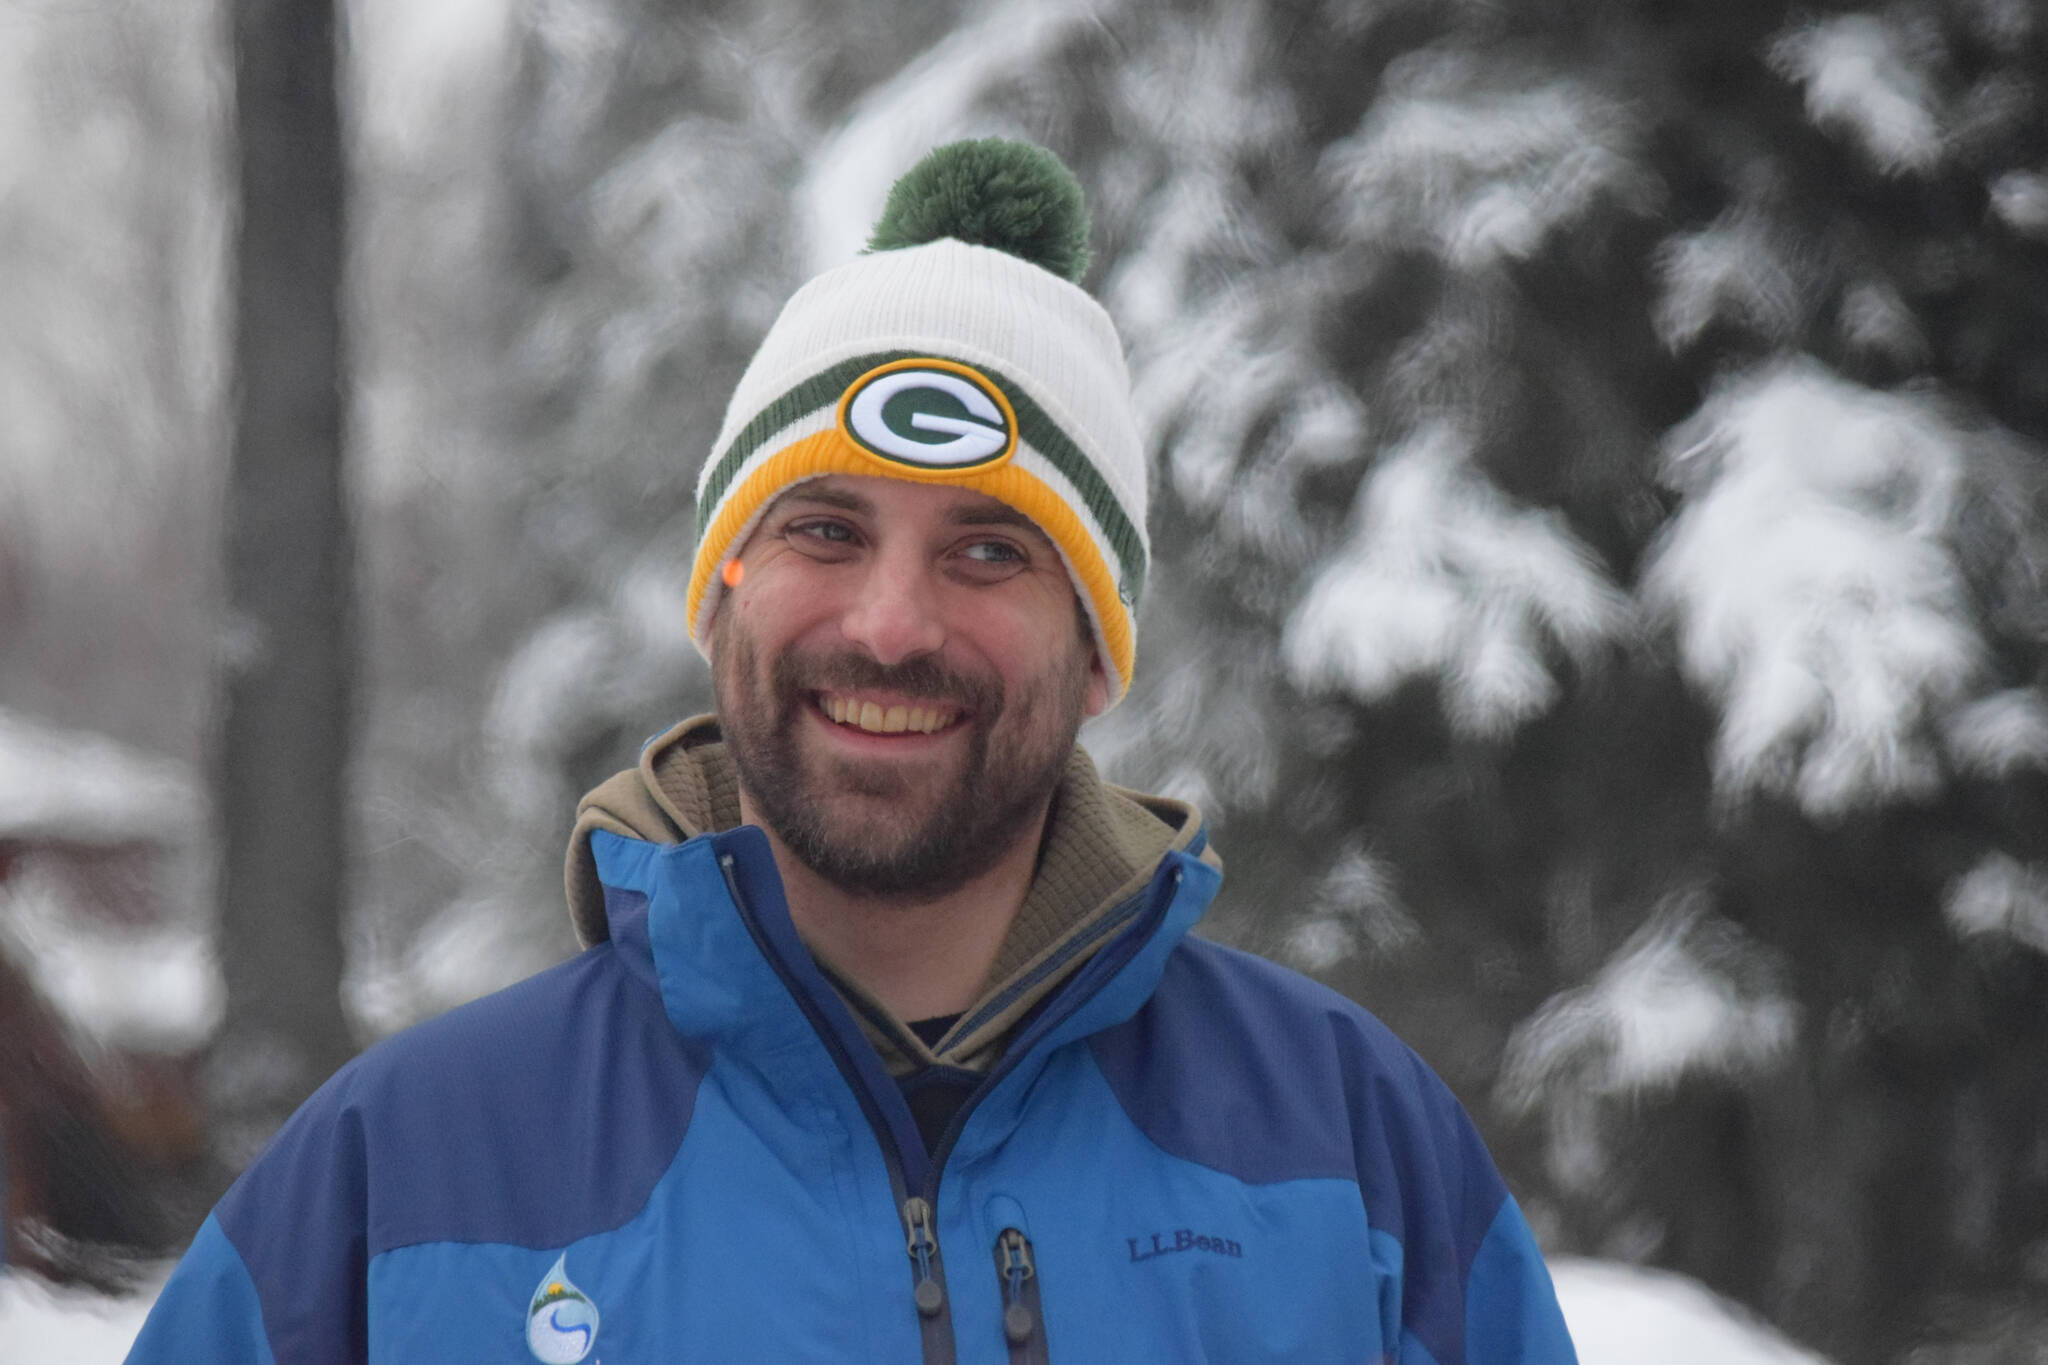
[1553,1257,1836,1365]
[7,1256,1832,1363]
[0,1265,166,1365]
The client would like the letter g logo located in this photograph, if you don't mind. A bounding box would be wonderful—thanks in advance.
[840,360,1017,472]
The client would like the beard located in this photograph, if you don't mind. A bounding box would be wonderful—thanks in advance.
[713,619,1090,900]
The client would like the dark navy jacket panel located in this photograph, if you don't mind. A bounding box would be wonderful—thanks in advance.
[361,927,706,1252]
[212,927,707,1359]
[210,1075,369,1365]
[600,887,658,995]
[1090,936,1512,1365]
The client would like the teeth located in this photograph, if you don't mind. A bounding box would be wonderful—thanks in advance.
[820,695,955,734]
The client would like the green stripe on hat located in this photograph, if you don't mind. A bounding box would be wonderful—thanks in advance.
[696,350,1147,602]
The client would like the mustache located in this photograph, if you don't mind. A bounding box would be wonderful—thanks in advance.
[774,649,1002,713]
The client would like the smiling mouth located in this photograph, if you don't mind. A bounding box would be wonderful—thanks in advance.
[816,693,961,735]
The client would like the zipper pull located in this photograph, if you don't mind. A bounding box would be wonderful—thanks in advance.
[902,1197,945,1317]
[995,1227,1037,1345]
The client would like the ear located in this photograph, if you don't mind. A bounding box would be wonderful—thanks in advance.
[1083,651,1111,718]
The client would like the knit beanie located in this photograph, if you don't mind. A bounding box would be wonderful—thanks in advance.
[687,138,1148,706]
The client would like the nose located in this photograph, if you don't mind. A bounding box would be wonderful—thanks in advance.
[839,544,946,665]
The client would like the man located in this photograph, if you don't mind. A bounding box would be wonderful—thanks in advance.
[129,139,1577,1363]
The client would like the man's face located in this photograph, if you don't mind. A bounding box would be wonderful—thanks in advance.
[710,474,1108,899]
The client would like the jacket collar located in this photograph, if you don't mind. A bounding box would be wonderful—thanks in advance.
[567,714,1219,1074]
[586,815,1223,1191]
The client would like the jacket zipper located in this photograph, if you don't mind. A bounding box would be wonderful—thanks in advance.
[722,847,1184,1363]
[994,1227,1048,1363]
[903,1195,947,1311]
[900,1197,955,1363]
[719,853,957,1363]
[906,866,1180,1358]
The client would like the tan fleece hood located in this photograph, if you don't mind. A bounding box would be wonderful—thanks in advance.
[564,714,1215,1073]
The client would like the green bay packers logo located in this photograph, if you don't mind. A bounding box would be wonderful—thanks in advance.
[839,359,1018,472]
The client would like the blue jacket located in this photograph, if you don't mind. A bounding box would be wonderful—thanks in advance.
[129,815,1575,1363]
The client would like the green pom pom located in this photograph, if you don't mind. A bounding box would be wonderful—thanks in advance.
[865,138,1091,283]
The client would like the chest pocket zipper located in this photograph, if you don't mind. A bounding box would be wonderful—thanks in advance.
[994,1227,1048,1363]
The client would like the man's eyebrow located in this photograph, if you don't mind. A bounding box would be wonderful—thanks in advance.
[771,485,1052,543]
[949,502,1049,538]
[775,485,874,516]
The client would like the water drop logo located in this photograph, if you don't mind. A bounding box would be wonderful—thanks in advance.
[526,1253,600,1364]
[840,359,1017,472]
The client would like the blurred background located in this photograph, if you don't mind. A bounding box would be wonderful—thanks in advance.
[1,0,2045,1359]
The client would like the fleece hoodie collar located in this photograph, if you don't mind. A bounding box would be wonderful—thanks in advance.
[565,714,1216,1074]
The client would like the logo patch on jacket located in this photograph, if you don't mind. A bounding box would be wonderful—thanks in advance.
[839,358,1018,472]
[526,1253,601,1363]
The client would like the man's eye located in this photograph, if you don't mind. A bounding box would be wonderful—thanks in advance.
[962,539,1024,565]
[791,519,855,544]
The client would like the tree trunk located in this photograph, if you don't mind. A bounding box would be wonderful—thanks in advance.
[209,0,355,1170]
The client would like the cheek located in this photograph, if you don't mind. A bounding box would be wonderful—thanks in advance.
[985,617,1091,706]
[722,575,814,652]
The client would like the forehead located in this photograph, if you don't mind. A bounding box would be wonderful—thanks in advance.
[765,474,1053,544]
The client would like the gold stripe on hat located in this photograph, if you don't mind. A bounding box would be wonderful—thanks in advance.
[688,428,1135,693]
